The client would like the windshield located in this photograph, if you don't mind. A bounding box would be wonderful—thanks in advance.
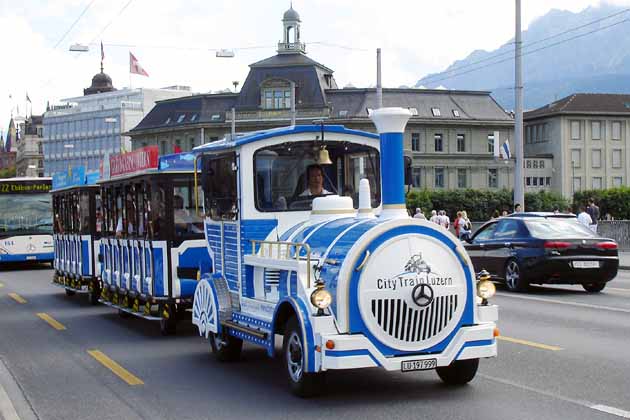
[524,218,597,239]
[0,193,52,235]
[254,140,380,212]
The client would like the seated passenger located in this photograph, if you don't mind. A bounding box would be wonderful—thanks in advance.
[174,195,203,234]
[299,164,331,197]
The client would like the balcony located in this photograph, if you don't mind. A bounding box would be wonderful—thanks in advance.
[278,41,306,54]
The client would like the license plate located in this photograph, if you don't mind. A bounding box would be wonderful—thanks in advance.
[573,261,599,269]
[26,256,37,260]
[401,358,437,372]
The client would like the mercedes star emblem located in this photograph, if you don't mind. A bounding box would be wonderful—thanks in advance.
[411,284,434,307]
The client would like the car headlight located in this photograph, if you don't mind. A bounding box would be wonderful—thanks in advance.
[477,280,496,300]
[310,287,332,309]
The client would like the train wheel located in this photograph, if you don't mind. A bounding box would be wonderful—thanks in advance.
[283,317,324,397]
[209,332,242,362]
[65,289,76,297]
[118,309,131,319]
[159,304,177,336]
[88,282,100,305]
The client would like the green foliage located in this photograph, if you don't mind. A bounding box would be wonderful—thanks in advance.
[406,188,569,221]
[0,168,16,179]
[573,187,630,219]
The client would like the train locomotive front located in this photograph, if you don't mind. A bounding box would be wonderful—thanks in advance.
[192,108,498,396]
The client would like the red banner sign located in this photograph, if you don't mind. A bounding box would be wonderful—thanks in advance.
[109,146,159,177]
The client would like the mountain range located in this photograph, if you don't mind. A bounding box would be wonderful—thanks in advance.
[414,3,630,110]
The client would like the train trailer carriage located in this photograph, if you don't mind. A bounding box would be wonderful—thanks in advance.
[51,167,101,303]
[98,147,211,335]
[191,109,499,397]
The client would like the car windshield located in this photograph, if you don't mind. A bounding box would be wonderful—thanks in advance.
[253,140,380,211]
[524,218,597,239]
[0,193,52,234]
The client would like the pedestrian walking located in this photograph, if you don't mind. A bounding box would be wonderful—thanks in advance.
[459,211,472,241]
[577,206,593,228]
[429,210,439,224]
[438,210,450,230]
[587,198,600,233]
[413,207,427,220]
[454,211,463,237]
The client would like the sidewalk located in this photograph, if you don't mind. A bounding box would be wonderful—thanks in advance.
[619,251,630,270]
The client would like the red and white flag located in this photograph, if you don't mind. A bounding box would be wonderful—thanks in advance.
[129,52,149,77]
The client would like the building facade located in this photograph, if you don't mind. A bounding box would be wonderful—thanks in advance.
[128,6,515,191]
[16,115,44,177]
[42,68,192,176]
[525,93,630,198]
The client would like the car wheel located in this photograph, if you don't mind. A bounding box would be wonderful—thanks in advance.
[283,316,324,397]
[209,332,243,362]
[504,259,528,292]
[436,358,479,385]
[582,283,606,293]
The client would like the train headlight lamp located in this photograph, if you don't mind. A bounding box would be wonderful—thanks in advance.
[310,284,332,310]
[477,280,496,300]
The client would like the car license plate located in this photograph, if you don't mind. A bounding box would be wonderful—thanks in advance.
[401,358,437,372]
[573,261,599,269]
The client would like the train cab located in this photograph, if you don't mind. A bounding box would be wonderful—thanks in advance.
[98,147,211,335]
[51,167,101,304]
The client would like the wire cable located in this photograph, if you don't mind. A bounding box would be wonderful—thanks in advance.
[52,0,98,49]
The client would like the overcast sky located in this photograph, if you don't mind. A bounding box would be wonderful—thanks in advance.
[2,0,629,134]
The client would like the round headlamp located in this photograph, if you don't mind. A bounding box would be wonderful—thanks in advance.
[477,280,496,300]
[310,288,332,309]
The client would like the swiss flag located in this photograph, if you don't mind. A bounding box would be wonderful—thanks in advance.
[129,52,149,77]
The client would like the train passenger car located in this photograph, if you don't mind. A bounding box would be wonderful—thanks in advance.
[191,109,499,396]
[51,167,101,303]
[98,147,211,335]
[0,177,53,265]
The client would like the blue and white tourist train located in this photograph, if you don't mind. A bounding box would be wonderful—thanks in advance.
[97,149,212,335]
[51,167,101,303]
[191,108,499,396]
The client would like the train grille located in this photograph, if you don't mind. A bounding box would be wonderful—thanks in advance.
[370,295,458,343]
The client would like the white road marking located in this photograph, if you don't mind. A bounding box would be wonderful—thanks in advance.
[607,287,630,293]
[481,374,630,419]
[591,405,630,419]
[0,377,20,420]
[496,292,630,314]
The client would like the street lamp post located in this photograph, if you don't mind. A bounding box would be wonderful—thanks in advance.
[571,160,576,198]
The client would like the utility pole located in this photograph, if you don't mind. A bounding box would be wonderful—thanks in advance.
[514,0,525,210]
[376,48,383,109]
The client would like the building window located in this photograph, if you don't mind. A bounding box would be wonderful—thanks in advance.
[431,108,441,117]
[534,125,539,143]
[411,133,420,152]
[457,168,467,188]
[452,109,460,117]
[592,149,602,168]
[526,160,531,168]
[612,121,622,140]
[573,177,582,192]
[533,177,538,186]
[526,177,531,186]
[612,149,622,168]
[262,87,292,110]
[545,177,551,186]
[539,177,544,186]
[487,134,495,153]
[540,160,545,169]
[613,177,623,187]
[412,167,421,187]
[592,177,603,189]
[592,121,601,140]
[434,134,443,152]
[456,134,465,152]
[543,123,549,142]
[434,168,445,188]
[177,114,186,123]
[533,160,538,169]
[571,120,581,140]
[526,126,531,144]
[571,149,581,168]
[488,168,498,188]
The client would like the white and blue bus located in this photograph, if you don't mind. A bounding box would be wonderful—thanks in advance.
[0,177,54,265]
[191,109,498,396]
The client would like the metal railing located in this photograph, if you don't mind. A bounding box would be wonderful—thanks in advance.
[250,240,312,287]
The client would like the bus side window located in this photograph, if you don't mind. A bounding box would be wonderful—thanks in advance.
[202,154,238,221]
[150,182,166,239]
[95,192,102,234]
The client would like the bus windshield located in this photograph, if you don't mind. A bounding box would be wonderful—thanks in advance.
[0,193,52,235]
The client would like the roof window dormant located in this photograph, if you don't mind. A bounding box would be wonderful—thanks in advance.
[431,107,441,117]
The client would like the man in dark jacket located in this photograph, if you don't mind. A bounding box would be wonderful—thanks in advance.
[587,198,600,233]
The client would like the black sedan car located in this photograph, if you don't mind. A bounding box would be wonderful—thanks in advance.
[464,213,619,293]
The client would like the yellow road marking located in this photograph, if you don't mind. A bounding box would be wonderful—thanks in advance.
[87,350,144,386]
[497,335,563,351]
[8,293,26,304]
[36,313,66,331]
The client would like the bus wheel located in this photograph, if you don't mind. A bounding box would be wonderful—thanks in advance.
[283,317,324,397]
[159,304,177,336]
[209,332,242,362]
[436,358,479,385]
[65,289,76,297]
[88,282,100,305]
[118,309,131,319]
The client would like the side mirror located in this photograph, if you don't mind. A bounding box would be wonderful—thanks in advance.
[404,156,413,186]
